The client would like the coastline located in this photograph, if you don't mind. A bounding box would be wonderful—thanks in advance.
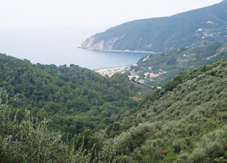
[78,46,156,54]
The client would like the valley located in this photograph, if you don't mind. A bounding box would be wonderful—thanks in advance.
[1,1,227,163]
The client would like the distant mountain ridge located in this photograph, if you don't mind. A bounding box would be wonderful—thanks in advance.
[80,0,227,52]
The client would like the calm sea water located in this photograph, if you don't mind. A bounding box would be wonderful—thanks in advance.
[0,26,147,70]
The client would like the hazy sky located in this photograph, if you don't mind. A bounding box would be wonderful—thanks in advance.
[0,0,223,30]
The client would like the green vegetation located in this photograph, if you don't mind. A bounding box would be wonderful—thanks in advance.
[81,0,227,52]
[127,42,227,86]
[2,52,227,162]
[99,59,227,162]
[0,89,86,163]
[0,89,122,163]
[0,53,149,140]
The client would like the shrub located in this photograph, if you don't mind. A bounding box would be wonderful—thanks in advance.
[113,123,155,155]
[0,89,93,163]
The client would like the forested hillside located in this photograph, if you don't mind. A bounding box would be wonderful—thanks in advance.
[98,59,227,162]
[2,53,227,162]
[0,53,148,139]
[126,42,227,87]
[80,0,227,52]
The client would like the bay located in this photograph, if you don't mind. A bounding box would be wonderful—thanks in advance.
[0,26,147,70]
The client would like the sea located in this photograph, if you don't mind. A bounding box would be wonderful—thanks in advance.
[0,26,148,70]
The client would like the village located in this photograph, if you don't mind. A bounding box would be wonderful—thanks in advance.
[94,65,127,77]
[94,57,167,90]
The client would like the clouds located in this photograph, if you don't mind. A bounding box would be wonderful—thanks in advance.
[0,0,223,29]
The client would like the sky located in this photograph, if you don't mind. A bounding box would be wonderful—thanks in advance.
[0,0,223,31]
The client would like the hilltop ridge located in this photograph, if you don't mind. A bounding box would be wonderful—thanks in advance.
[80,0,227,52]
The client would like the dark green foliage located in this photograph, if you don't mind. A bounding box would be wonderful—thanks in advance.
[81,1,227,52]
[0,89,89,163]
[0,89,123,163]
[0,53,144,137]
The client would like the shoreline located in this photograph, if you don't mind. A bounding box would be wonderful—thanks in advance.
[93,65,130,71]
[78,46,157,54]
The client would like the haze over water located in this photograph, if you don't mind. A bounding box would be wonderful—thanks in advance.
[0,26,147,70]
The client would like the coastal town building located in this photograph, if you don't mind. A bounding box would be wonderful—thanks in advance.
[95,66,126,77]
[131,70,136,76]
[143,55,150,62]
[139,80,145,84]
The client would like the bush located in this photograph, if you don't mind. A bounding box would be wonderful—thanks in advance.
[113,123,155,155]
[0,89,92,163]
